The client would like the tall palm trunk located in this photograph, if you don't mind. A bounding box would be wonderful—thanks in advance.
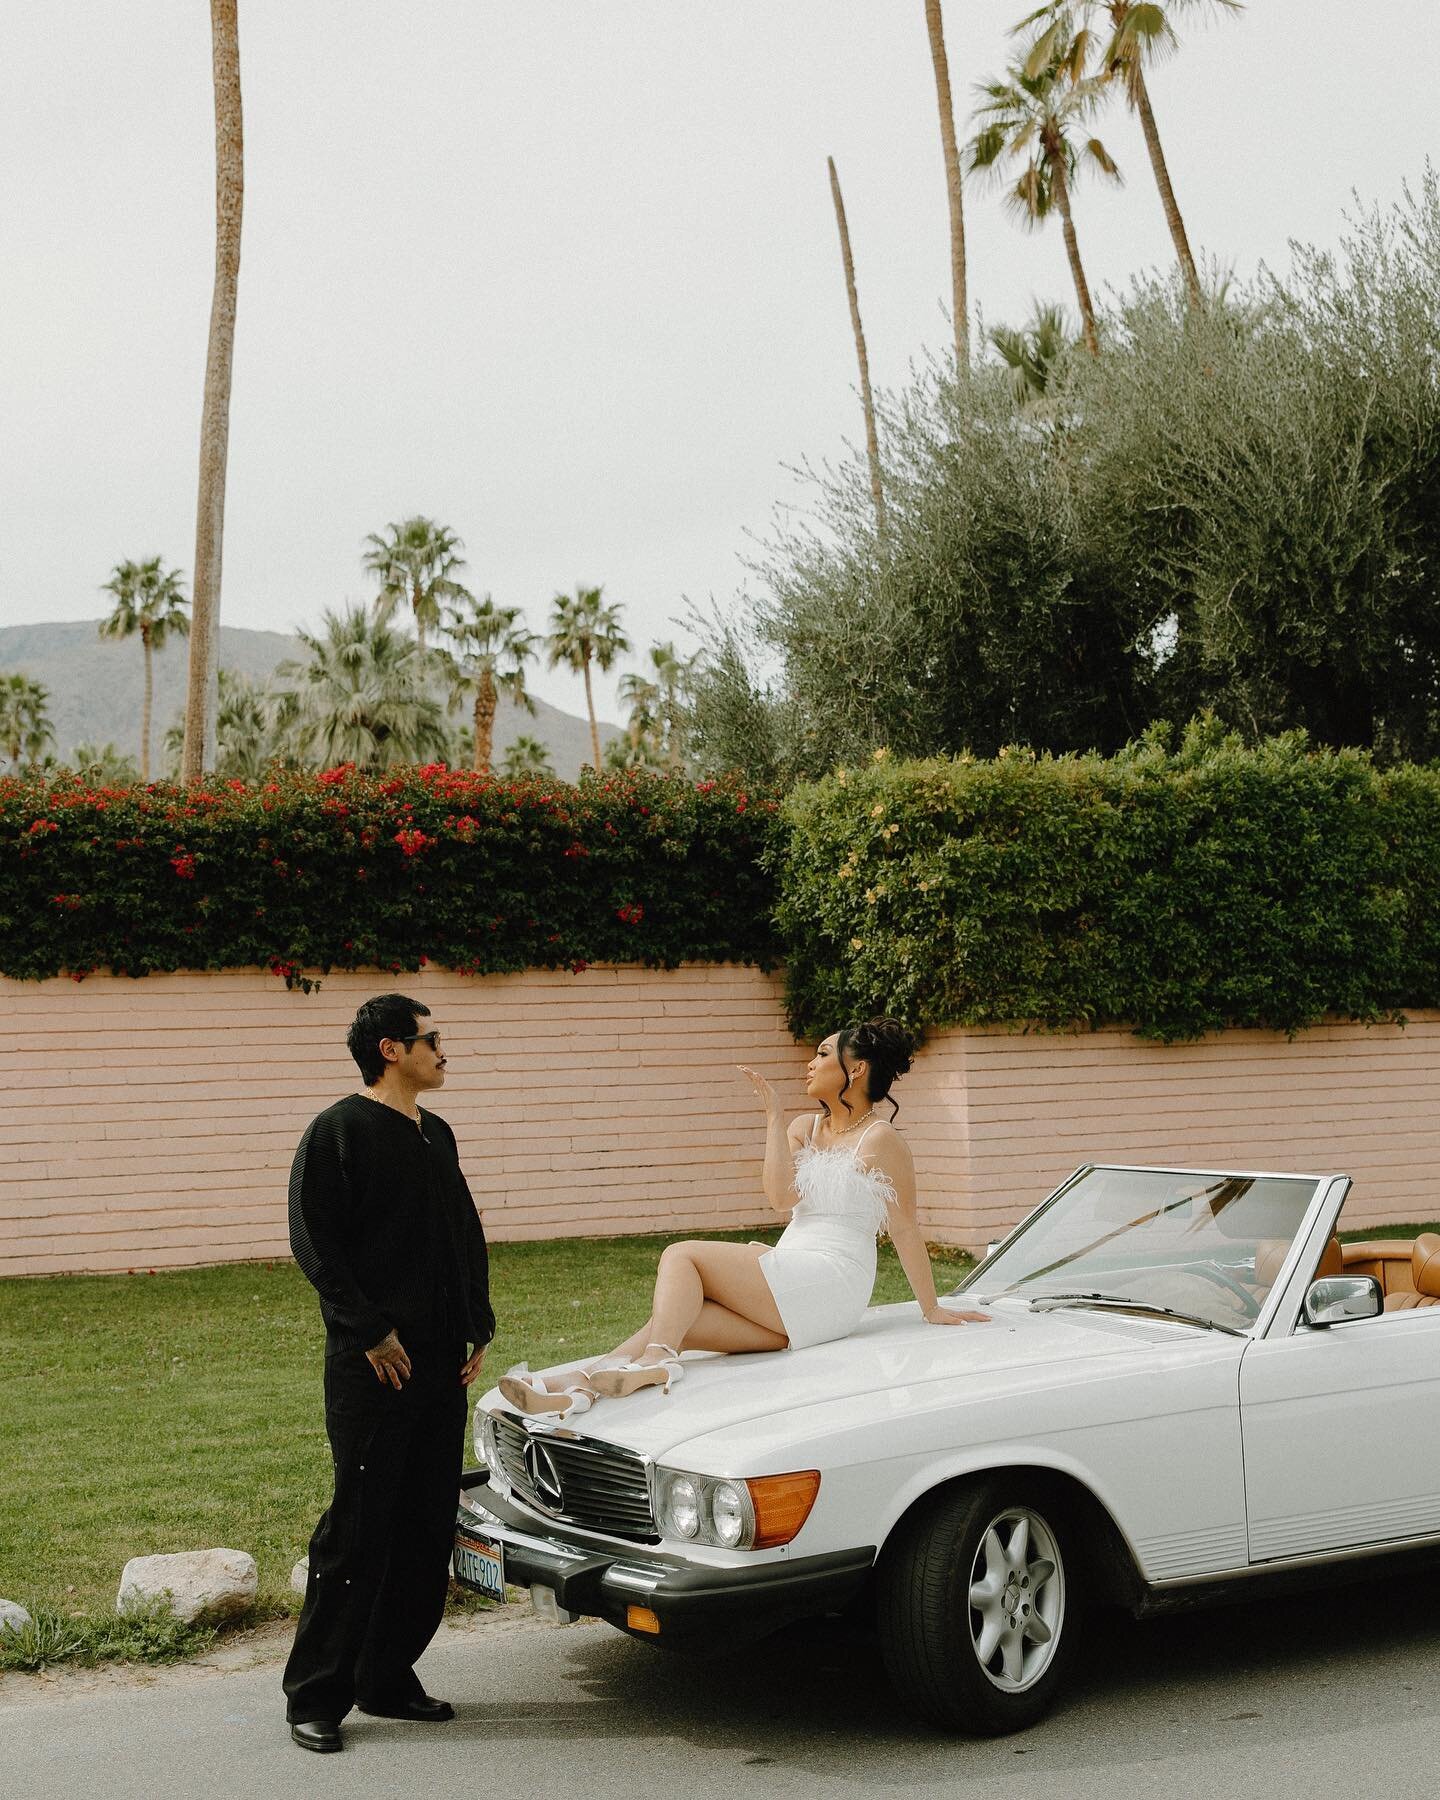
[140,629,154,782]
[1049,152,1099,355]
[473,670,497,771]
[923,0,969,372]
[582,654,600,770]
[827,158,887,535]
[182,0,244,782]
[1130,60,1203,311]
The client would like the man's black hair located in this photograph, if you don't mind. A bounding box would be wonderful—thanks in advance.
[346,993,430,1086]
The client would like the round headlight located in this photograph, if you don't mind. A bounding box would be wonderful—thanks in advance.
[710,1481,747,1548]
[668,1475,701,1539]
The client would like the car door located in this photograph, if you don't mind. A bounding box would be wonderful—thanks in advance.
[1239,1304,1440,1562]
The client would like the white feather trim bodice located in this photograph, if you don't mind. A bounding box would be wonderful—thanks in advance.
[789,1141,895,1237]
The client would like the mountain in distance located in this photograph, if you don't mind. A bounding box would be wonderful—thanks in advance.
[0,619,619,781]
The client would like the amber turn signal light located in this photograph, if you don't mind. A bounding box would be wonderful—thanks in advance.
[746,1470,822,1548]
[626,1605,661,1634]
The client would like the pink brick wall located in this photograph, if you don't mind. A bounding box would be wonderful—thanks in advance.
[2,966,1436,1277]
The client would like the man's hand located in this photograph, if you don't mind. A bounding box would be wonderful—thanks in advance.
[459,1345,487,1388]
[365,1328,412,1388]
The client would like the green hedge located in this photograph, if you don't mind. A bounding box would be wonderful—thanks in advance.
[0,764,781,983]
[777,722,1440,1043]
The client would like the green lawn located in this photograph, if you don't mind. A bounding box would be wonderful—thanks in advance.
[0,1230,968,1663]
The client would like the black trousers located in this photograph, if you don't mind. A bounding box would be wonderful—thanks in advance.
[283,1337,468,1723]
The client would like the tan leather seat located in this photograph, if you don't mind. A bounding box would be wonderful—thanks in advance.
[1383,1234,1440,1311]
[1254,1235,1343,1293]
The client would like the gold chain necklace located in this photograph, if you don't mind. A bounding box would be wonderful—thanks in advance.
[360,1088,422,1127]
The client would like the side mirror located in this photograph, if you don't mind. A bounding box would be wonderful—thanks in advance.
[1303,1275,1382,1329]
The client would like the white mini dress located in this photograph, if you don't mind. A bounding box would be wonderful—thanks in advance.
[758,1116,895,1351]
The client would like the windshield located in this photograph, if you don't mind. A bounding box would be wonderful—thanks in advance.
[957,1167,1321,1332]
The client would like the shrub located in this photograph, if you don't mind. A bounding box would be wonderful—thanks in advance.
[0,765,781,983]
[777,723,1440,1043]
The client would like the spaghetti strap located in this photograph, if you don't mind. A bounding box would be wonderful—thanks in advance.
[851,1119,881,1156]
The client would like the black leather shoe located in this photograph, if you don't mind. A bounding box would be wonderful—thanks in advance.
[289,1720,342,1753]
[356,1693,455,1723]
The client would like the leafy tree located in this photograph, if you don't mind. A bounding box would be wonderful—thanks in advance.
[0,674,54,767]
[363,517,469,657]
[439,594,538,771]
[969,42,1120,354]
[271,607,450,771]
[99,555,190,780]
[546,586,630,770]
[499,734,554,778]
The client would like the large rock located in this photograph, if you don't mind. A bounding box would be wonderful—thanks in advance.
[0,1599,32,1636]
[116,1550,257,1625]
[290,1557,309,1595]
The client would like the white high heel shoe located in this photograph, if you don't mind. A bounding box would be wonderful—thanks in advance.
[498,1363,601,1418]
[590,1344,685,1399]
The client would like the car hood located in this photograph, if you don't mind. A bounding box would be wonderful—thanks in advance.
[481,1298,1205,1463]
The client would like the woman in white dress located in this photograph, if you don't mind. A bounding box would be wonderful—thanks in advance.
[502,1017,989,1417]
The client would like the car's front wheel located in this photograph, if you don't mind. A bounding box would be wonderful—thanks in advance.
[877,1477,1079,1735]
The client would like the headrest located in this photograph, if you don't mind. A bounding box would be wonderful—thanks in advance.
[1315,1236,1344,1280]
[1255,1235,1343,1290]
[1414,1234,1440,1298]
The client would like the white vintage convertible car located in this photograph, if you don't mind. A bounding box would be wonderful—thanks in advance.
[455,1164,1440,1734]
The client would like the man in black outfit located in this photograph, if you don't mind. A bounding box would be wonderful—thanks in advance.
[282,993,495,1755]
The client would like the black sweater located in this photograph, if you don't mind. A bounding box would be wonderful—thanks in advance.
[288,1093,496,1353]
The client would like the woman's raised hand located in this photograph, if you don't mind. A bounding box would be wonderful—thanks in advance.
[736,1065,781,1118]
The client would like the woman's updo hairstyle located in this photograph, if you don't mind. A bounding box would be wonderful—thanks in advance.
[835,1016,916,1120]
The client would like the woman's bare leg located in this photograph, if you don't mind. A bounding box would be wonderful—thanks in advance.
[680,1299,787,1353]
[637,1240,785,1361]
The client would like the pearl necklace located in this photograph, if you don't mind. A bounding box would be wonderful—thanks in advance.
[818,1105,878,1145]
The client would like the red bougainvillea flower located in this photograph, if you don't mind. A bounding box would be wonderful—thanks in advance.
[562,842,589,859]
[27,818,58,835]
[616,903,644,926]
[317,764,354,786]
[170,850,197,879]
[394,828,433,858]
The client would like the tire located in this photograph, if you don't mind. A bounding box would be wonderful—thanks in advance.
[877,1477,1081,1735]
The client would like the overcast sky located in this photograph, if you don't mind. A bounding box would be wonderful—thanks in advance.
[2,1,1435,720]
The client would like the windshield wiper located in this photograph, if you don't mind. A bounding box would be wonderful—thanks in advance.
[1026,1292,1244,1336]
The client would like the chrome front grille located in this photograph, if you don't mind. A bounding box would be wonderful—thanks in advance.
[492,1413,657,1542]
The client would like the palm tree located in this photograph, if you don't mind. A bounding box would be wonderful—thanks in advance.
[212,667,277,779]
[499,734,554,779]
[439,594,539,771]
[181,0,244,783]
[99,556,190,780]
[923,0,970,371]
[1021,2,1239,312]
[611,671,664,770]
[827,157,887,534]
[69,742,142,785]
[363,517,470,658]
[646,640,697,770]
[271,607,451,771]
[546,586,630,771]
[969,45,1120,355]
[989,301,1073,404]
[0,673,53,768]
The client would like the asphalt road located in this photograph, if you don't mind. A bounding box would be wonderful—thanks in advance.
[3,1577,1437,1799]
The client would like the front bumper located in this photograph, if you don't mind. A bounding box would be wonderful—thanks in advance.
[455,1476,875,1646]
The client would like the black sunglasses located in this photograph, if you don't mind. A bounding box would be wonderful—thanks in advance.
[396,1030,442,1051]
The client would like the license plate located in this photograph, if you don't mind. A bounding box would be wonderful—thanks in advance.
[454,1532,505,1600]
